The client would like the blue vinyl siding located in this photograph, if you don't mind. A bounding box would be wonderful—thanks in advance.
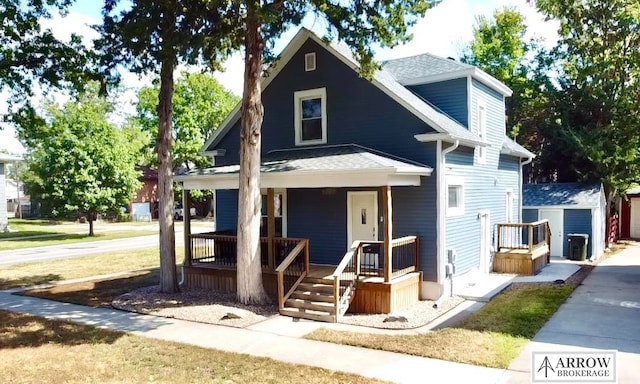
[393,167,438,280]
[286,182,437,271]
[211,39,436,165]
[563,209,592,257]
[408,78,468,127]
[445,78,519,275]
[213,120,241,166]
[287,188,349,265]
[208,38,440,278]
[215,190,239,231]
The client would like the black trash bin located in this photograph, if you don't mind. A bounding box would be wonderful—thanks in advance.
[567,234,589,261]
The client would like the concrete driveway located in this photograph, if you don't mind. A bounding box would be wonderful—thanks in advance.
[503,243,640,383]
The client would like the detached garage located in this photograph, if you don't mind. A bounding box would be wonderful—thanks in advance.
[523,183,606,261]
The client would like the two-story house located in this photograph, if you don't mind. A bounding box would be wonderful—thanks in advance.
[176,28,533,322]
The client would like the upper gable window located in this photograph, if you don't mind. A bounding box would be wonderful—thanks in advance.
[476,100,487,164]
[305,52,316,71]
[294,88,327,146]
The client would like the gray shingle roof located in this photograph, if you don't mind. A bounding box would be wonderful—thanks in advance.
[523,183,603,207]
[382,53,473,83]
[180,144,432,177]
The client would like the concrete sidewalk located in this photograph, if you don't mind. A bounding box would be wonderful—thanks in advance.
[0,291,507,384]
[502,244,640,384]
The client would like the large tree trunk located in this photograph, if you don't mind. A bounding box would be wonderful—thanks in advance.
[237,3,269,305]
[157,10,179,294]
[88,211,94,237]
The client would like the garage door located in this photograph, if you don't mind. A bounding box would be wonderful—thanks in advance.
[631,198,640,238]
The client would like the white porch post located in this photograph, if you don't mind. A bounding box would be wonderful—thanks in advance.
[383,186,392,282]
[183,187,192,266]
[267,187,276,270]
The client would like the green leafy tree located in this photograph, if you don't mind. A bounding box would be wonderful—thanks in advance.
[537,0,640,211]
[231,0,437,304]
[96,0,241,293]
[19,87,141,236]
[460,7,552,166]
[1,0,103,120]
[134,72,239,172]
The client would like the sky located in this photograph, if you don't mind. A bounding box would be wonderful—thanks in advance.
[0,0,558,155]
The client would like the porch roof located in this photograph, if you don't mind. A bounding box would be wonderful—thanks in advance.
[176,144,432,190]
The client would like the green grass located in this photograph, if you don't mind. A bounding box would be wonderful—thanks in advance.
[0,219,81,240]
[0,247,184,290]
[0,310,385,384]
[307,283,578,368]
[0,230,157,251]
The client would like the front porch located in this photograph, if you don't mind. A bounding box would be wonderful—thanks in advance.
[176,145,433,322]
[183,230,421,322]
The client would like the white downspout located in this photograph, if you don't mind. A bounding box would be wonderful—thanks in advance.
[437,139,459,302]
[519,156,533,223]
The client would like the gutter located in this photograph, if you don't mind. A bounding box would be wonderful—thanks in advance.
[437,139,459,301]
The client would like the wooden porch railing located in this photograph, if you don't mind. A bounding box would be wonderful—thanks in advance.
[356,236,419,282]
[332,241,362,319]
[275,239,310,311]
[391,236,419,279]
[189,231,306,271]
[496,220,550,253]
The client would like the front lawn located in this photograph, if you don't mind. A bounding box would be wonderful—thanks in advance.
[0,310,383,384]
[0,247,184,290]
[307,282,578,368]
[0,230,157,251]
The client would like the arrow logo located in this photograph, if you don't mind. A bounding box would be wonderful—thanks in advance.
[537,356,555,378]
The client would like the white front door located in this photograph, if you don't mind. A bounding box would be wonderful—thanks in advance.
[479,211,491,273]
[540,209,564,257]
[347,191,378,247]
[630,198,640,238]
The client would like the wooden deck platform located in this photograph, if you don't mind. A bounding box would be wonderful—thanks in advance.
[493,245,550,275]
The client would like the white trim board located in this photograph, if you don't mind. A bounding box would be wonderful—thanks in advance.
[180,171,425,191]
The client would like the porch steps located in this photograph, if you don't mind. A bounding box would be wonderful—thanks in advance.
[280,276,338,323]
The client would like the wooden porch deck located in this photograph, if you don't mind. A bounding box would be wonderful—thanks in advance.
[493,220,551,275]
[185,262,421,316]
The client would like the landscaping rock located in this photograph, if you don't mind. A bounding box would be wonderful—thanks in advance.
[383,314,408,323]
[220,312,243,321]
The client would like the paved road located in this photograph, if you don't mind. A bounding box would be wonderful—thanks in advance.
[502,243,640,383]
[0,222,213,267]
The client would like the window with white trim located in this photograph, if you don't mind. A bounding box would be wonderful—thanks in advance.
[446,176,464,216]
[476,100,487,164]
[294,88,327,145]
[304,52,316,71]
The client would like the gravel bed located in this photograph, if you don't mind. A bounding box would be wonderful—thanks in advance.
[114,285,466,330]
[340,295,465,329]
[112,285,278,328]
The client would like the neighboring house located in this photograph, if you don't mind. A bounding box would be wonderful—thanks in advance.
[176,28,533,320]
[130,165,159,221]
[619,185,640,239]
[5,178,29,216]
[0,154,23,231]
[523,183,606,261]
